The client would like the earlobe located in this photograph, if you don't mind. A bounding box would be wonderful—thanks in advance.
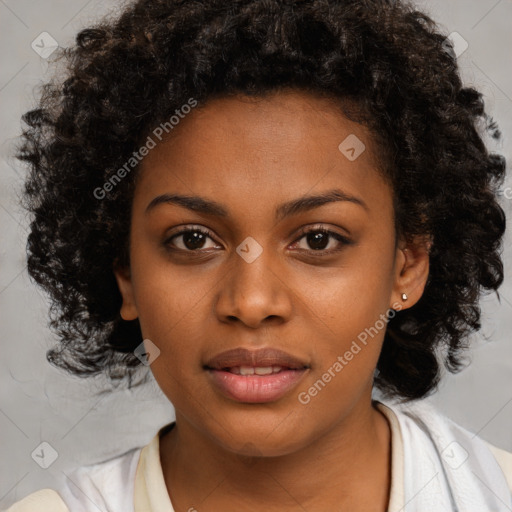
[113,264,139,321]
[391,237,431,310]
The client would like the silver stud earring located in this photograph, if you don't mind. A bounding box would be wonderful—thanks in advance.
[401,293,408,301]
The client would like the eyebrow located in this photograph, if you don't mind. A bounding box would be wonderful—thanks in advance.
[145,188,368,221]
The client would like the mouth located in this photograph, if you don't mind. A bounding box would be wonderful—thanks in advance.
[204,346,309,371]
[204,347,310,403]
[219,365,301,375]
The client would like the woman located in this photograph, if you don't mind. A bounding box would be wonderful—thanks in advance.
[6,0,512,510]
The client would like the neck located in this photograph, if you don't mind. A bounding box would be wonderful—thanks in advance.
[160,398,391,512]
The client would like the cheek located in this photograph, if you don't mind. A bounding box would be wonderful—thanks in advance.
[306,243,395,335]
[134,271,211,360]
[306,277,389,374]
[132,261,212,405]
[300,241,395,388]
[128,244,214,367]
[297,285,389,416]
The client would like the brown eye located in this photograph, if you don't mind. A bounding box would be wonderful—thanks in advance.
[165,227,220,252]
[304,231,330,250]
[292,226,352,255]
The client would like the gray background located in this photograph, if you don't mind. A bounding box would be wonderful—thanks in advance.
[1,0,511,508]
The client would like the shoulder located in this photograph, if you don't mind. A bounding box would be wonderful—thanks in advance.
[485,440,512,493]
[379,398,512,492]
[4,446,143,512]
[59,445,143,511]
[3,489,69,512]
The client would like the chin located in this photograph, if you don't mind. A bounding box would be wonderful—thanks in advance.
[200,407,316,457]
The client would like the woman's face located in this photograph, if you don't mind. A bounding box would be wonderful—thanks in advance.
[115,89,428,456]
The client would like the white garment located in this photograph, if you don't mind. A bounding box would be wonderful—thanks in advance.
[4,399,512,512]
[381,399,512,512]
[57,445,141,511]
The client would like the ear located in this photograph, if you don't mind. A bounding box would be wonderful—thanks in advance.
[390,236,431,310]
[113,260,139,321]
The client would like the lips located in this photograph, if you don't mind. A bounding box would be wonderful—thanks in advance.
[204,347,310,403]
[229,366,289,375]
[204,347,309,372]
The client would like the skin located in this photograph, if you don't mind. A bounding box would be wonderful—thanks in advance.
[115,89,430,511]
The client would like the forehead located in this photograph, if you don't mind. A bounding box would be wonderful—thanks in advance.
[135,90,392,218]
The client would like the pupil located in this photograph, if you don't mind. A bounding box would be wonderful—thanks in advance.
[184,231,205,250]
[308,232,328,250]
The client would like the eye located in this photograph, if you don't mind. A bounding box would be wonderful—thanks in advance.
[164,226,221,252]
[291,225,352,255]
[164,224,351,255]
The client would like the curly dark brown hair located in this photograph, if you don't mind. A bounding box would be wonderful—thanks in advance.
[18,0,506,400]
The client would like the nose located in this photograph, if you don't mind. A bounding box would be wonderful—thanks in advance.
[214,243,293,329]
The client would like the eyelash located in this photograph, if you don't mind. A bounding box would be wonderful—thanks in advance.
[164,224,352,256]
